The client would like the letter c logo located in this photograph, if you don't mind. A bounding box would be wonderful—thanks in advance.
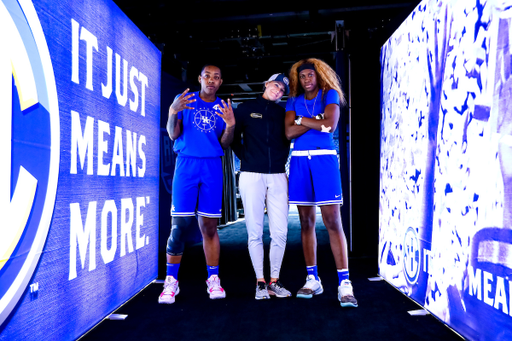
[0,0,59,326]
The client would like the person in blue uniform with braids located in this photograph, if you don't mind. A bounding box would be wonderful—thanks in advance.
[159,64,235,304]
[285,58,357,308]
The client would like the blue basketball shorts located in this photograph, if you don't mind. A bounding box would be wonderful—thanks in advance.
[171,156,223,218]
[288,151,343,206]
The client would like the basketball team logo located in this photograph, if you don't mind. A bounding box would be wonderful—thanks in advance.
[0,0,59,326]
[193,105,220,133]
[403,227,420,285]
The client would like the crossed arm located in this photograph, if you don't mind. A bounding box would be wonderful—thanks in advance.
[284,103,340,140]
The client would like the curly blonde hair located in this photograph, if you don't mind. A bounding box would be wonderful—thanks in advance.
[288,58,346,106]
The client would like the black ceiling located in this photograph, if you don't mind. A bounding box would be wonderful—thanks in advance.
[113,0,421,100]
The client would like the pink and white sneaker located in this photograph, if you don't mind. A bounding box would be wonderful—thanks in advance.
[206,275,226,299]
[158,276,179,304]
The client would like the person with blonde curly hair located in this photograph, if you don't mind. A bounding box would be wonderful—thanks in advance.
[284,58,357,307]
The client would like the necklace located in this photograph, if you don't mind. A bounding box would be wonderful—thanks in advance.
[304,91,318,117]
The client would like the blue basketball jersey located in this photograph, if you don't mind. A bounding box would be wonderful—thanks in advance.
[173,92,226,157]
[286,89,340,151]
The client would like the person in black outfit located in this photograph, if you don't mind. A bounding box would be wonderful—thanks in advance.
[231,73,292,300]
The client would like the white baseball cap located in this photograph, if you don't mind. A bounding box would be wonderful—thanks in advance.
[266,73,289,94]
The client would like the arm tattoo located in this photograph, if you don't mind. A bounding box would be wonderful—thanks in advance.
[167,114,180,140]
[220,125,235,149]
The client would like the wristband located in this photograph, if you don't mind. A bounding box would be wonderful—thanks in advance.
[295,116,303,125]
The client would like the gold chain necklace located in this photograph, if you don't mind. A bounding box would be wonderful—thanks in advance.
[304,91,318,117]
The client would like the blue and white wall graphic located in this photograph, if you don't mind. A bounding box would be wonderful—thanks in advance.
[379,0,512,340]
[0,0,161,339]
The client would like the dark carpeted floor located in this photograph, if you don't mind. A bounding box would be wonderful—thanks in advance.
[80,208,463,341]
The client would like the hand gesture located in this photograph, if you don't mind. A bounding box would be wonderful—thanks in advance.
[169,89,196,114]
[215,99,235,127]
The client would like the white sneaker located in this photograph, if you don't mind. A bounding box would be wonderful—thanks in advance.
[158,276,180,304]
[296,275,324,298]
[338,279,358,307]
[206,275,226,299]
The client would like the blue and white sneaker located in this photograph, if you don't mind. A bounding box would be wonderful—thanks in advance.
[296,275,324,298]
[338,279,358,307]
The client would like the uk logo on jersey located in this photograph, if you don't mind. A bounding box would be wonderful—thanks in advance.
[194,106,218,133]
[0,0,59,326]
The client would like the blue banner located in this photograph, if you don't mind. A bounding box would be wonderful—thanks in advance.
[0,0,161,339]
[379,0,512,340]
